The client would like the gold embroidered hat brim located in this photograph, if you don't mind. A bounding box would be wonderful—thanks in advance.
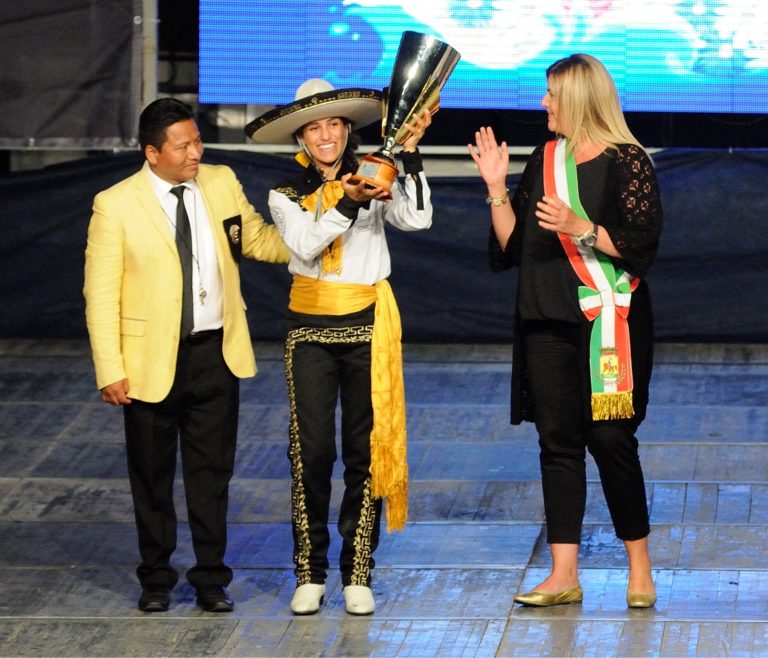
[245,88,383,144]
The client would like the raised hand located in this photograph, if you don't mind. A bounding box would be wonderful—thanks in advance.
[468,126,509,193]
[402,108,433,153]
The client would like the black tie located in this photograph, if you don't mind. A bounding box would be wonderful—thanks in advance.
[170,185,194,338]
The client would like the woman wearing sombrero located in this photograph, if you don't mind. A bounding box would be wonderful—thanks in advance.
[246,79,433,616]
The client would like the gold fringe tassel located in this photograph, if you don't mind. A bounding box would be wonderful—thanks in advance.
[591,391,635,421]
[369,280,408,532]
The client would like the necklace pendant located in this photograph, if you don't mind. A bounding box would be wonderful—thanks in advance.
[199,287,207,305]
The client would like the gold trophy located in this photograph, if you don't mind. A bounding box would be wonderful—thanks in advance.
[350,31,461,191]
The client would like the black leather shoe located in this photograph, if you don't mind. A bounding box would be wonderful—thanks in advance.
[138,586,170,612]
[196,585,234,612]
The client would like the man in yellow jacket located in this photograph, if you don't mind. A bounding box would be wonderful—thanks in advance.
[84,98,289,613]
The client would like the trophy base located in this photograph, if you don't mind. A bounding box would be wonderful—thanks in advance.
[348,153,397,192]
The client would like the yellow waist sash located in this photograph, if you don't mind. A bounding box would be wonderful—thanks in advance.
[290,274,408,532]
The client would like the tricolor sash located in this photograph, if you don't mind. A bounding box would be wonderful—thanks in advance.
[543,138,639,420]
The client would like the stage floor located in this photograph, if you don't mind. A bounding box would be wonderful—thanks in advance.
[1,339,767,657]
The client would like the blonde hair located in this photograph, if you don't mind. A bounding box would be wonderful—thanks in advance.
[546,54,641,153]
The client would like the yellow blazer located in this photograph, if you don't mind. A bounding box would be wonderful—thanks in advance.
[84,162,289,402]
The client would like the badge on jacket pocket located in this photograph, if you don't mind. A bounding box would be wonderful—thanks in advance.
[223,215,242,263]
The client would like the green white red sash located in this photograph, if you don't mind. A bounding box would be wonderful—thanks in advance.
[543,138,639,420]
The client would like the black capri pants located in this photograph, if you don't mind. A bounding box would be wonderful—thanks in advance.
[522,321,651,544]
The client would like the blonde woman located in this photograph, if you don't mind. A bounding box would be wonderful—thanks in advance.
[469,54,662,608]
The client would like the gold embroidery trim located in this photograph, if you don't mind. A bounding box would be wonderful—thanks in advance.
[285,325,373,585]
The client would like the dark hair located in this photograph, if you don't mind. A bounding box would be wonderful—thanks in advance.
[138,98,195,152]
[341,130,361,172]
[293,118,361,172]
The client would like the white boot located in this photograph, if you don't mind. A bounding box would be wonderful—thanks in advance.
[290,583,325,615]
[343,585,375,615]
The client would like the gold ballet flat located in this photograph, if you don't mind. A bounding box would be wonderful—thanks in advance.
[514,585,583,607]
[626,591,657,609]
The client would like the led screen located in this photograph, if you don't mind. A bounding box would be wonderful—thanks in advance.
[199,0,768,114]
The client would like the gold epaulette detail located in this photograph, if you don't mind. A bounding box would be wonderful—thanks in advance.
[275,184,301,203]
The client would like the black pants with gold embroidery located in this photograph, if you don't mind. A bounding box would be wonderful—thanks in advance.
[284,305,383,587]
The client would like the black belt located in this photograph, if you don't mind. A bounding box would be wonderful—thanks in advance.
[181,328,223,343]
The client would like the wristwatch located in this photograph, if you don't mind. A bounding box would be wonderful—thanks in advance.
[574,223,598,248]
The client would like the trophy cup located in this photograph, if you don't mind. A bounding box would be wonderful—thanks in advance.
[350,31,461,192]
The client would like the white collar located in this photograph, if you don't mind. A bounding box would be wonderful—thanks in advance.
[146,164,199,198]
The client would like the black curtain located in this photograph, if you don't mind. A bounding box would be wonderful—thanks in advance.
[1,147,767,343]
[0,1,141,148]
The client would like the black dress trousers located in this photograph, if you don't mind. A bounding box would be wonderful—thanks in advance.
[123,330,239,589]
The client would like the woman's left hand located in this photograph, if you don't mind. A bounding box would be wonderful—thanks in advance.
[341,174,391,203]
[401,108,433,152]
[535,195,590,236]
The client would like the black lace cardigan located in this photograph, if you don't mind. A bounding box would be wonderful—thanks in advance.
[489,142,663,427]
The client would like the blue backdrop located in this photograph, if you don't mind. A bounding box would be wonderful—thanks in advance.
[199,0,768,114]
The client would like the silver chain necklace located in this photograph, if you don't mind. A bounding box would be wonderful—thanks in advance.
[168,187,208,306]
